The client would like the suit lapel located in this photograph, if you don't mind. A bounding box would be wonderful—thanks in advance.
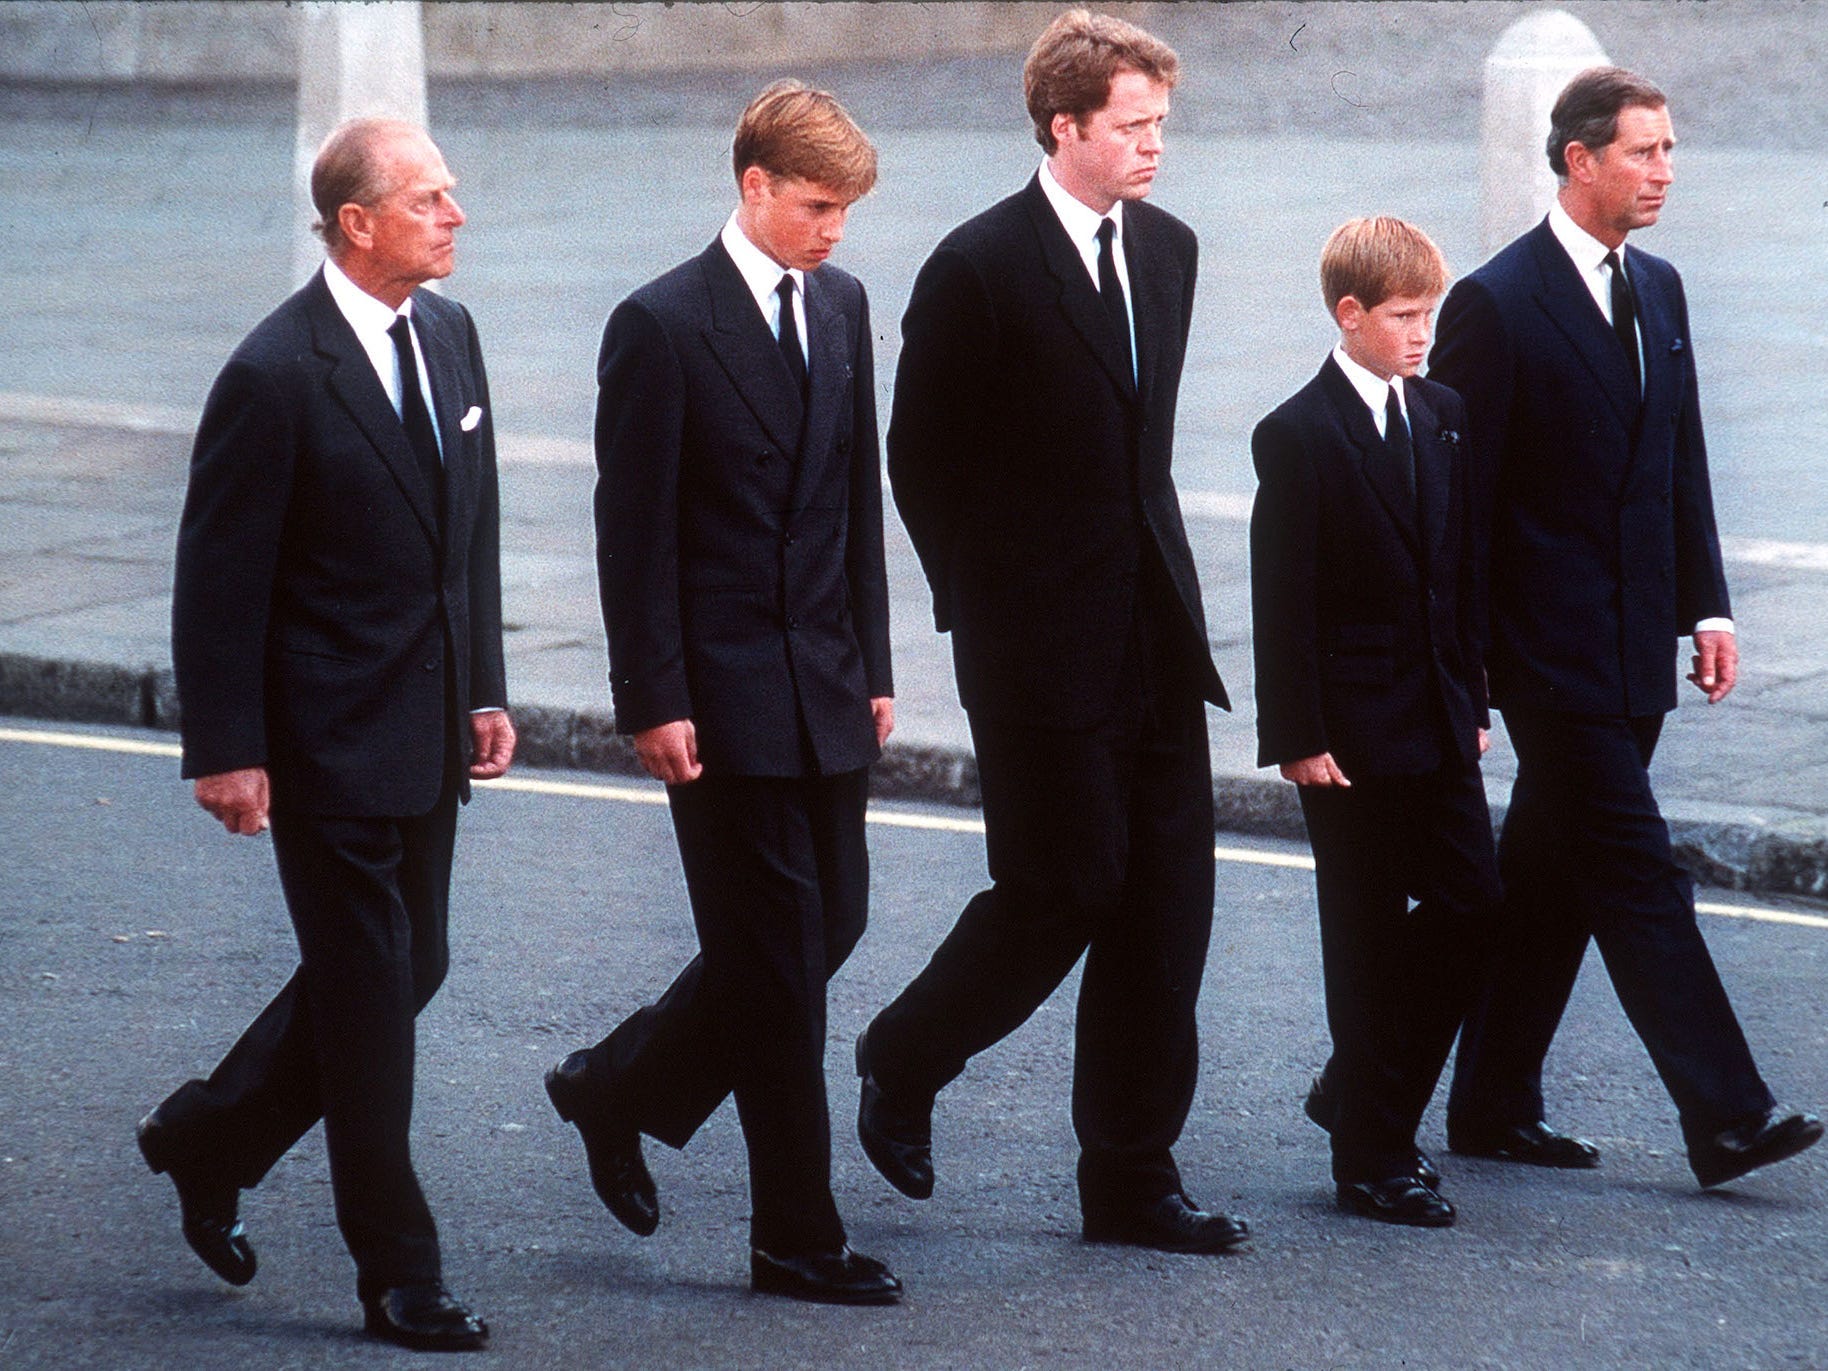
[1526,221,1639,431]
[1320,356,1419,555]
[1406,382,1451,570]
[306,272,441,544]
[1632,258,1681,434]
[786,269,850,508]
[1125,207,1173,408]
[414,293,471,552]
[1022,177,1137,402]
[699,239,806,457]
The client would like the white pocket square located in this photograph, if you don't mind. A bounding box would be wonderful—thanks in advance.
[460,405,483,432]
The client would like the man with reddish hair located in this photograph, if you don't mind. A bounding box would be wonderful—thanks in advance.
[857,10,1247,1254]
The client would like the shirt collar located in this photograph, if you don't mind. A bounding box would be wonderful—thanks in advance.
[1548,198,1621,277]
[721,212,804,315]
[1038,158,1122,247]
[1332,344,1405,419]
[323,255,413,337]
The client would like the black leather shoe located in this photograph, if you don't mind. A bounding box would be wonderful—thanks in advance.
[1303,1072,1442,1186]
[136,1106,256,1286]
[361,1283,489,1352]
[1690,1107,1824,1189]
[855,1033,934,1200]
[1338,1176,1456,1228]
[1448,1120,1600,1169]
[1082,1192,1251,1254]
[545,1052,659,1236]
[751,1245,903,1305]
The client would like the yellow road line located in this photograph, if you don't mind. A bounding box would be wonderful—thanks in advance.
[7,724,1826,928]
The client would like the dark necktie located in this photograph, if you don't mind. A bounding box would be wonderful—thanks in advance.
[776,274,808,404]
[1095,217,1134,386]
[1603,249,1641,396]
[1385,385,1417,509]
[387,314,444,519]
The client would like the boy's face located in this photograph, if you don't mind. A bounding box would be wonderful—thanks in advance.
[1338,292,1440,381]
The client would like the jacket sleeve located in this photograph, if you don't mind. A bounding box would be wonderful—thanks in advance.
[461,303,509,712]
[1248,411,1328,767]
[845,283,894,698]
[1666,276,1732,630]
[171,357,297,779]
[594,297,692,734]
[885,245,998,633]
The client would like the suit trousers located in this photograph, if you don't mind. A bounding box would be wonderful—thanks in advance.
[1299,763,1499,1181]
[153,778,459,1296]
[867,608,1215,1209]
[579,768,869,1255]
[1448,708,1774,1141]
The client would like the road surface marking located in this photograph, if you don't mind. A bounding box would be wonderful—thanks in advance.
[5,724,1823,929]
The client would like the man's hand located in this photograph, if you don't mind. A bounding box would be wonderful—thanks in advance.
[1477,727,1491,756]
[1689,629,1739,704]
[195,767,271,835]
[634,719,702,785]
[1279,752,1351,788]
[469,709,517,780]
[871,696,895,750]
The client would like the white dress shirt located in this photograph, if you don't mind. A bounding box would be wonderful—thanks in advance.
[322,256,444,459]
[1331,344,1407,438]
[720,213,808,364]
[1545,202,1731,636]
[1037,160,1137,376]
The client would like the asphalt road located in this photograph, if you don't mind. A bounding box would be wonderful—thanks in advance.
[2,717,1825,1370]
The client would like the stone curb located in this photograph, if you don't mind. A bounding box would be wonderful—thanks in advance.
[3,649,1824,903]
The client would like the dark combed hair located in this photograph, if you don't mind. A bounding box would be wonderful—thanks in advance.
[1022,8,1180,155]
[1546,66,1667,177]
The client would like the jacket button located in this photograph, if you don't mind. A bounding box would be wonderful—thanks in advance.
[422,660,438,672]
[758,449,774,464]
[787,615,800,629]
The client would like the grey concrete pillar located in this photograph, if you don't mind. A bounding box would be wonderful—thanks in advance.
[1479,10,1608,257]
[292,0,429,287]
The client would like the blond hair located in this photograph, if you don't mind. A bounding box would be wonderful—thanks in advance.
[732,80,877,199]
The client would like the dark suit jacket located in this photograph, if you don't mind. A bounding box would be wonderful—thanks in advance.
[1428,217,1730,719]
[1250,358,1486,777]
[173,269,507,816]
[594,239,891,778]
[887,175,1227,729]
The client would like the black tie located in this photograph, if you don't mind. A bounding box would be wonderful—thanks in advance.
[1095,218,1134,386]
[776,274,808,404]
[387,314,444,520]
[1385,385,1416,509]
[1604,249,1641,396]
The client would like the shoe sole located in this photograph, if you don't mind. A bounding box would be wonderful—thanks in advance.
[1695,1119,1825,1189]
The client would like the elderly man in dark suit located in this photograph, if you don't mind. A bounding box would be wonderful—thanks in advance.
[543,81,898,1306]
[1431,66,1820,1188]
[854,9,1246,1254]
[138,117,513,1351]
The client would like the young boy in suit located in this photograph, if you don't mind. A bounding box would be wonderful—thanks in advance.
[1249,217,1500,1227]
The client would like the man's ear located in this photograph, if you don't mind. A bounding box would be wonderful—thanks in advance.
[337,202,373,252]
[1335,295,1365,333]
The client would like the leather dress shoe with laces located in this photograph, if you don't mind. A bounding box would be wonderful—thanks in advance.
[545,1051,659,1236]
[751,1245,903,1305]
[1082,1192,1251,1254]
[855,1033,934,1200]
[1338,1176,1456,1227]
[361,1283,489,1352]
[1690,1107,1823,1189]
[136,1106,256,1286]
[1448,1120,1600,1168]
[1302,1072,1442,1187]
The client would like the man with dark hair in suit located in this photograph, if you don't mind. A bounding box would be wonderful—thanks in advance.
[139,117,513,1352]
[854,9,1247,1254]
[545,81,900,1306]
[1432,66,1820,1188]
[1252,217,1497,1228]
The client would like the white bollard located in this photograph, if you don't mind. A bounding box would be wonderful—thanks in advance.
[292,1,429,288]
[1479,10,1608,257]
